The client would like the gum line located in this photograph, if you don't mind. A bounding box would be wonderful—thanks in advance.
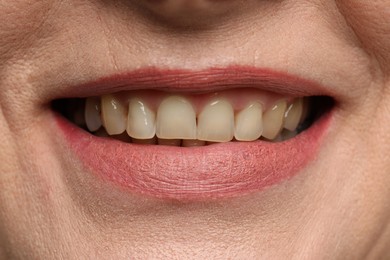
[111,88,291,113]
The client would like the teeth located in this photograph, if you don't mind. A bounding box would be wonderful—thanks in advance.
[284,98,303,131]
[158,138,181,146]
[182,139,206,147]
[261,100,287,140]
[234,102,263,141]
[101,94,127,135]
[281,129,298,141]
[127,98,156,139]
[197,99,234,142]
[156,96,197,140]
[87,94,306,145]
[85,97,102,132]
[272,134,283,142]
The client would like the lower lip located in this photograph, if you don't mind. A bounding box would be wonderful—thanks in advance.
[56,109,332,201]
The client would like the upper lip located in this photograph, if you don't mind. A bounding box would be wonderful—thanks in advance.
[54,65,334,200]
[52,65,335,99]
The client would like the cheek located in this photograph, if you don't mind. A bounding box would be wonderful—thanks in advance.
[0,0,56,60]
[337,1,390,72]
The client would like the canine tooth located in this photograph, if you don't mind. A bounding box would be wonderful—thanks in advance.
[182,139,206,147]
[127,98,156,139]
[85,97,102,132]
[158,138,181,146]
[234,102,263,141]
[262,100,287,140]
[101,94,127,135]
[284,98,303,131]
[156,96,197,139]
[197,99,234,142]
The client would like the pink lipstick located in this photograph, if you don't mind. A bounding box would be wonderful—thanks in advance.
[54,66,334,201]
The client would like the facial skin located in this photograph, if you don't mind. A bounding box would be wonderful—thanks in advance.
[0,0,389,258]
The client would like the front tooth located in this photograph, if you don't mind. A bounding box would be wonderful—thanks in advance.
[262,100,287,140]
[284,98,303,131]
[156,96,197,139]
[197,99,234,142]
[234,102,263,141]
[85,97,102,132]
[127,98,156,139]
[101,94,127,135]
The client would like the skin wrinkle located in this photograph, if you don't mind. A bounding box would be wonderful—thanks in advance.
[335,0,390,77]
[363,88,390,257]
[95,7,120,72]
[0,7,278,258]
[0,109,18,259]
[0,0,57,61]
[367,222,390,258]
[0,0,389,258]
[71,149,302,256]
[12,1,366,104]
[302,1,381,111]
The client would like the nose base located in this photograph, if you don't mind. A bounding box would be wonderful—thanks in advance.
[138,0,241,27]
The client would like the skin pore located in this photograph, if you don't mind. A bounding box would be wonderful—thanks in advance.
[0,0,389,259]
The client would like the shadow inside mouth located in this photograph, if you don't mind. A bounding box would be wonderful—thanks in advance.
[52,96,334,147]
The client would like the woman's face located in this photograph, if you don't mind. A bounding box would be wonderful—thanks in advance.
[0,0,389,258]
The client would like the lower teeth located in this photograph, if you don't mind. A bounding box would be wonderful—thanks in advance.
[94,128,300,146]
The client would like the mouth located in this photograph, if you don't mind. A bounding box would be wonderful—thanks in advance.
[52,66,334,201]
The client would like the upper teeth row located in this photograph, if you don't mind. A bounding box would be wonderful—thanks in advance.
[85,95,306,142]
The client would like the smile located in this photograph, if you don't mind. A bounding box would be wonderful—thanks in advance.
[53,66,334,201]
